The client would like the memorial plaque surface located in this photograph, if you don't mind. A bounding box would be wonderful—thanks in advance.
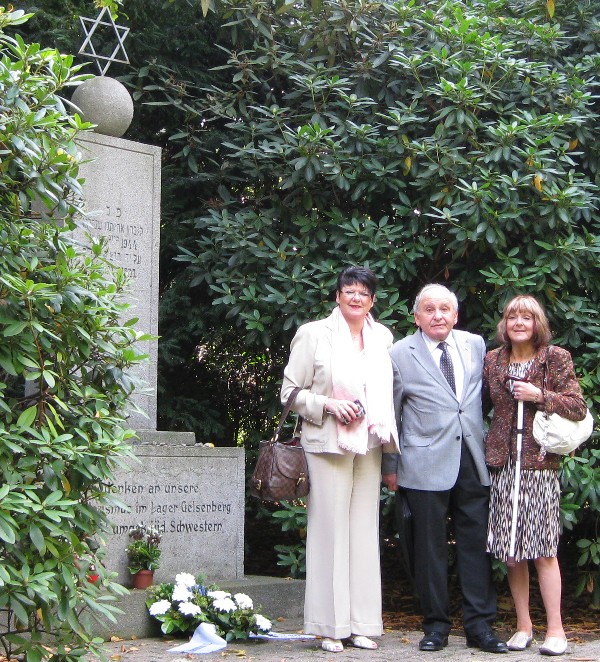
[100,446,245,583]
[75,133,161,429]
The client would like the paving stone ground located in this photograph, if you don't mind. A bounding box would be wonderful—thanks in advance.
[89,618,600,662]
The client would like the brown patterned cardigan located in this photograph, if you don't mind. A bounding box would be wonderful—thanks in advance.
[483,344,588,470]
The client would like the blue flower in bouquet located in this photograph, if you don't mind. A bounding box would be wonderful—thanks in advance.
[146,571,272,641]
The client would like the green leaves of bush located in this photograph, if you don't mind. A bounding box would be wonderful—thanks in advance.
[124,0,600,598]
[139,0,600,354]
[0,8,144,660]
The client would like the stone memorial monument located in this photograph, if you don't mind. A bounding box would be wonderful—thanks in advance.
[69,12,302,638]
[74,130,245,587]
[75,131,159,430]
[72,10,244,595]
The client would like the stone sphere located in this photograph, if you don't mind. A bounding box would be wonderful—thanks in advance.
[71,76,134,138]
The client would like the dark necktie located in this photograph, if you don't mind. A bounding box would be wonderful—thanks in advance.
[438,341,456,394]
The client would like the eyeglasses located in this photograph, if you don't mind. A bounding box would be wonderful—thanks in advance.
[341,290,372,299]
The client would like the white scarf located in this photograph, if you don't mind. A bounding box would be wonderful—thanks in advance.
[329,306,396,454]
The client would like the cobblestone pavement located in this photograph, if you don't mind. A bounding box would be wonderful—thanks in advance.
[90,618,600,662]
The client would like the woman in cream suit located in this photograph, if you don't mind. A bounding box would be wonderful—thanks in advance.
[281,266,398,653]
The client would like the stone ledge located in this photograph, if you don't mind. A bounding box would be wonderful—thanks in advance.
[220,575,304,620]
[90,576,305,640]
[135,429,196,446]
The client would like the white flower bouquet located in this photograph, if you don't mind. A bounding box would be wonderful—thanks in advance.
[146,572,272,641]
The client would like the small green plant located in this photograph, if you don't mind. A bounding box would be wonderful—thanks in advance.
[271,500,307,533]
[127,524,162,574]
[274,543,306,578]
[271,500,307,578]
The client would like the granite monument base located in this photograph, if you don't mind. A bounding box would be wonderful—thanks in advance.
[102,440,245,585]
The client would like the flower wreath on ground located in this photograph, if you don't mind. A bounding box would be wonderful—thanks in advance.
[146,572,272,642]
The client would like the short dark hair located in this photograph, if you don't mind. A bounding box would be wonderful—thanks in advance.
[496,295,553,349]
[336,266,377,297]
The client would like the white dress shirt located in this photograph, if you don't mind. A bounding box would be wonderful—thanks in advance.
[421,330,465,399]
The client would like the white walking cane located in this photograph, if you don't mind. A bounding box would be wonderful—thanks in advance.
[507,380,524,568]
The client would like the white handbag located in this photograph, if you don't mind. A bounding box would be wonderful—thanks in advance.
[532,409,594,457]
[532,346,594,458]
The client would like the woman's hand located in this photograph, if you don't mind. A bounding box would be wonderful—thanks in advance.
[325,398,362,425]
[512,380,544,404]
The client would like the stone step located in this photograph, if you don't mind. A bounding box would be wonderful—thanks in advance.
[90,575,305,640]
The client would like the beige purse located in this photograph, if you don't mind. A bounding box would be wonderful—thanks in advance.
[532,353,594,458]
[533,409,594,457]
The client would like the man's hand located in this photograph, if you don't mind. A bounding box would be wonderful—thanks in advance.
[382,473,398,492]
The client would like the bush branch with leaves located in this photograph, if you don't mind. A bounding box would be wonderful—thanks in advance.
[0,7,149,661]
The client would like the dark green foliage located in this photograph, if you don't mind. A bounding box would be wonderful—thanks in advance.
[119,0,600,598]
[0,7,149,659]
[120,0,600,404]
[151,0,600,345]
[14,0,600,601]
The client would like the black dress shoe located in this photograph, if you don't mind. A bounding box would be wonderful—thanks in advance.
[466,629,509,653]
[419,632,449,651]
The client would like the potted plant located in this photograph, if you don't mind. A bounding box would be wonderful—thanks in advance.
[127,524,162,589]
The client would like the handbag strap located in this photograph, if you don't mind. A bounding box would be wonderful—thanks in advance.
[534,348,553,458]
[538,345,557,391]
[540,351,548,392]
[272,387,302,442]
[522,346,552,394]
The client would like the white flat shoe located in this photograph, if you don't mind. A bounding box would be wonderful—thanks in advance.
[347,635,378,649]
[539,636,568,656]
[321,637,344,653]
[507,631,533,651]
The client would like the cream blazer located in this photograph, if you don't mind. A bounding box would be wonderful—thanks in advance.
[281,313,397,454]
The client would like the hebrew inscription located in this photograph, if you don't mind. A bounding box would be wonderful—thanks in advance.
[76,133,160,429]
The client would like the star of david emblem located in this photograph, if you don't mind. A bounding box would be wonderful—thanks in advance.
[79,7,130,76]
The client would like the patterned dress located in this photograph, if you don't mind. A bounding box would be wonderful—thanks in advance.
[486,360,561,562]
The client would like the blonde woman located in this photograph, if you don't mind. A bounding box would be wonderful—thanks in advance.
[484,295,587,656]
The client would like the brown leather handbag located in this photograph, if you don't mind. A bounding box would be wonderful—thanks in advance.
[249,388,309,501]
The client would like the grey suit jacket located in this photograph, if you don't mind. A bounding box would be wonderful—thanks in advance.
[383,329,489,491]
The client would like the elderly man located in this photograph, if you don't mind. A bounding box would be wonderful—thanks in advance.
[382,284,507,654]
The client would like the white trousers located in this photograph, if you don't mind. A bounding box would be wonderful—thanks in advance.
[303,446,383,639]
